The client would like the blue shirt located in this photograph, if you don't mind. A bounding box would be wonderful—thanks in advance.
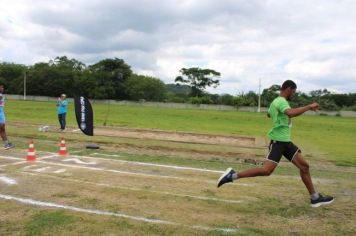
[57,100,68,114]
[0,93,5,112]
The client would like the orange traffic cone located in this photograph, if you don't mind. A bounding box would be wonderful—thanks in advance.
[59,137,68,156]
[27,139,36,161]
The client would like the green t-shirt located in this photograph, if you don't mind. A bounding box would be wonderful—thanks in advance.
[267,96,292,142]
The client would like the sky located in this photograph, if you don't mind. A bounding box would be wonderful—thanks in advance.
[1,0,356,95]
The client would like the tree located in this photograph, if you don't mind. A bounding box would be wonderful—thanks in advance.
[329,94,355,108]
[0,62,27,94]
[219,94,235,106]
[50,56,86,96]
[124,74,167,101]
[26,62,53,96]
[261,84,280,107]
[50,56,86,71]
[175,67,220,97]
[88,58,132,99]
[239,91,258,106]
[25,56,85,97]
[309,89,331,99]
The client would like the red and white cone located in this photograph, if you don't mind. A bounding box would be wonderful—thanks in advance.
[27,139,36,161]
[59,137,68,156]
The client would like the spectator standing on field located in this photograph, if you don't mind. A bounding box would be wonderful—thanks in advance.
[57,94,68,131]
[0,84,14,149]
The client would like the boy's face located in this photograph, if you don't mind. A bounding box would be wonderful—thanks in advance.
[0,86,4,93]
[286,87,296,101]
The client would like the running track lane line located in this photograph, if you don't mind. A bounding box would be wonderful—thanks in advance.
[0,193,239,234]
[20,171,245,204]
[0,155,254,187]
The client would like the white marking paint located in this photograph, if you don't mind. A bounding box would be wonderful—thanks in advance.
[0,156,56,169]
[0,155,23,161]
[53,169,66,174]
[1,153,255,187]
[0,193,238,233]
[22,165,66,174]
[77,153,223,173]
[1,152,220,175]
[0,154,56,166]
[92,153,121,157]
[72,129,81,132]
[36,160,200,182]
[0,161,27,168]
[34,167,52,173]
[0,176,17,185]
[21,172,244,204]
[92,154,223,173]
[22,165,38,170]
[37,155,57,160]
[62,158,97,165]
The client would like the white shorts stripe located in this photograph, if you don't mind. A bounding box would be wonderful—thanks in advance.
[290,149,300,162]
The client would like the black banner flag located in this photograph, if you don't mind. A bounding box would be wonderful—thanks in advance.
[74,95,94,136]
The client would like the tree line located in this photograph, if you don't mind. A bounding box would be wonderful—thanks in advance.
[0,56,355,111]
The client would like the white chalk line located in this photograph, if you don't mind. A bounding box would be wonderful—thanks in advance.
[62,158,97,165]
[39,160,255,186]
[37,160,215,183]
[2,153,223,174]
[0,176,17,185]
[0,161,27,168]
[89,153,223,173]
[20,171,244,204]
[0,193,238,233]
[53,169,66,173]
[0,154,254,187]
[92,153,121,157]
[21,165,67,174]
[0,155,23,161]
[33,167,52,173]
[0,154,57,168]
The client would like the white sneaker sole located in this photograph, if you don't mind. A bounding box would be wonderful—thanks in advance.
[311,198,334,208]
[217,167,233,186]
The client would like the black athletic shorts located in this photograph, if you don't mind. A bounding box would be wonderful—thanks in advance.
[266,140,301,164]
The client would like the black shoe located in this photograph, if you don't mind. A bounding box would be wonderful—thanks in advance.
[4,143,14,150]
[217,168,236,188]
[311,194,334,207]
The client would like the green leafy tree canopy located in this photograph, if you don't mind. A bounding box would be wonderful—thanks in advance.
[175,67,220,97]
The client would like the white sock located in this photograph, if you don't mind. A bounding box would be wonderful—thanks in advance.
[232,173,238,180]
[311,193,319,200]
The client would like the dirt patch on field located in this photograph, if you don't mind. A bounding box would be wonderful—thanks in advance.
[80,126,266,148]
[10,122,267,148]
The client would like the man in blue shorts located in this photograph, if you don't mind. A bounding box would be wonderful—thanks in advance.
[217,80,334,207]
[0,84,14,150]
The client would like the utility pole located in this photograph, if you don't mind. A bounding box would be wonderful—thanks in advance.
[257,78,261,112]
[24,71,26,100]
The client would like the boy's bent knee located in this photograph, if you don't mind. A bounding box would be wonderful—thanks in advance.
[299,162,310,173]
[261,167,274,176]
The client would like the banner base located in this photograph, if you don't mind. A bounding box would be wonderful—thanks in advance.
[86,144,100,149]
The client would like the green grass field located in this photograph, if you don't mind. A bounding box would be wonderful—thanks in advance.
[5,99,356,166]
[0,99,355,235]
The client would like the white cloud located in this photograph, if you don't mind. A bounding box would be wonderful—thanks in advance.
[1,0,356,94]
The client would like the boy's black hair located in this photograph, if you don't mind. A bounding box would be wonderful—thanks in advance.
[281,80,297,90]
